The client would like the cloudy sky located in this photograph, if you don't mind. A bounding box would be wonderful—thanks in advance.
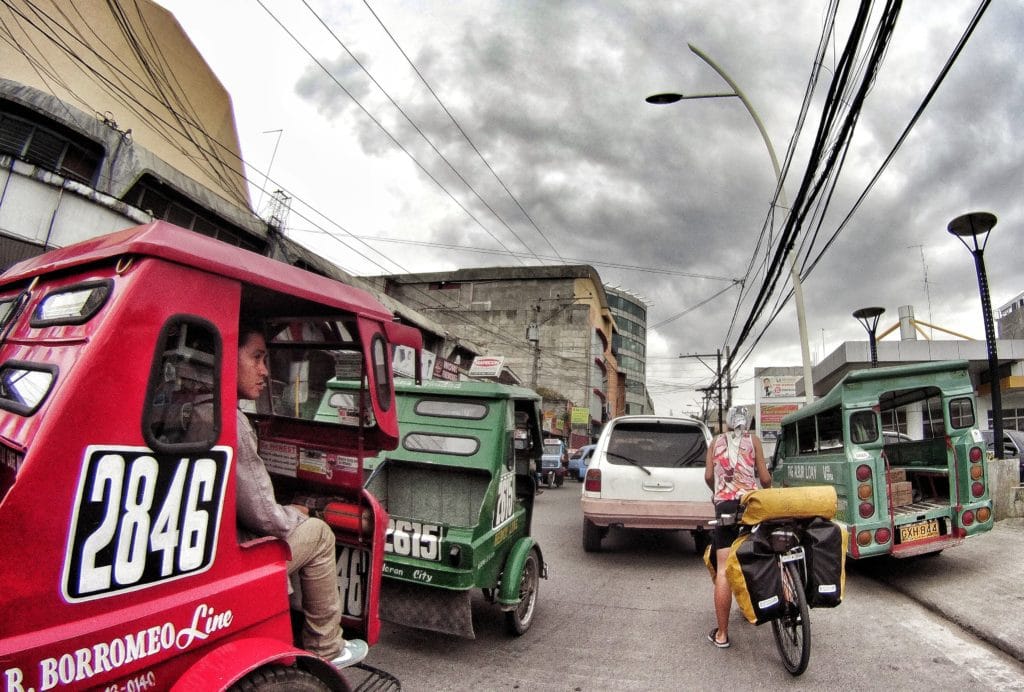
[156,0,1021,416]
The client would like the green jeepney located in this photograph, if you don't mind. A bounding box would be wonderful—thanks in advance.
[772,360,994,559]
[316,378,546,638]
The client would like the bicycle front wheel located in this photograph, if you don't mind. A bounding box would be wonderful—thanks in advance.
[771,560,811,676]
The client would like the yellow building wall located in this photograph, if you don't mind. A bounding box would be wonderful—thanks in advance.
[574,277,623,418]
[0,0,250,209]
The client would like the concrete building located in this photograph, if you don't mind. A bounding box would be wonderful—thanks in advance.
[371,265,623,447]
[605,286,654,415]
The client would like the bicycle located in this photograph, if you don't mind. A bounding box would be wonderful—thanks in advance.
[711,510,812,676]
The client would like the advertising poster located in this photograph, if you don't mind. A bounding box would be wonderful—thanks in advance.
[758,403,801,441]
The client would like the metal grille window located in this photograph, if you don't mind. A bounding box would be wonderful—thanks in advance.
[0,104,102,185]
[122,175,262,253]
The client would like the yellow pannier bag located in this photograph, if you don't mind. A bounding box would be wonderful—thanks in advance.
[740,486,837,525]
[724,533,785,624]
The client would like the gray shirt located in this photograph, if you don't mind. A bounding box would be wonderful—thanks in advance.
[236,408,305,539]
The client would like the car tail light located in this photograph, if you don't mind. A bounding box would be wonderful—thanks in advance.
[584,468,601,493]
[859,501,874,519]
[856,464,872,482]
[969,446,982,462]
[962,510,975,526]
[856,530,872,547]
[971,481,984,497]
[874,528,891,544]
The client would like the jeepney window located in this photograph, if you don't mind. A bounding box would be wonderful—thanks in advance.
[0,362,56,415]
[850,410,879,444]
[414,398,488,419]
[325,391,376,427]
[30,279,112,326]
[781,423,798,456]
[403,433,479,456]
[949,397,975,429]
[143,318,220,451]
[817,406,843,451]
[796,416,817,454]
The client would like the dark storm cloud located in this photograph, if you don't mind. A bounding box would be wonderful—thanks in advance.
[285,1,1021,409]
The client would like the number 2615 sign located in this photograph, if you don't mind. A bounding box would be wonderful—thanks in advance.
[62,446,231,601]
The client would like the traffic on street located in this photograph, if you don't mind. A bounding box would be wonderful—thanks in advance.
[367,484,1024,691]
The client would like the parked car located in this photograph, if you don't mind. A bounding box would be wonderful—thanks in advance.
[568,444,596,481]
[981,429,1024,481]
[581,415,713,553]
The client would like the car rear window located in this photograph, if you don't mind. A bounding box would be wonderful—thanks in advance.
[607,421,707,468]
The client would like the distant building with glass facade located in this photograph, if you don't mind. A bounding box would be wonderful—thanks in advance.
[605,287,653,415]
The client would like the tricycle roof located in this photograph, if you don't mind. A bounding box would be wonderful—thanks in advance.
[0,221,394,321]
[385,378,541,402]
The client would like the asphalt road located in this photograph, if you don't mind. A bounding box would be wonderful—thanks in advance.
[365,480,1024,691]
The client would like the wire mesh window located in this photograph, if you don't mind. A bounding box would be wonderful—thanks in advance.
[0,102,102,185]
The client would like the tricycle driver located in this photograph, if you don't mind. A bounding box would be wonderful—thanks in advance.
[235,324,368,667]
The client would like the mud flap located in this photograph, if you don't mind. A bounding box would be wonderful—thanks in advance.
[379,579,476,639]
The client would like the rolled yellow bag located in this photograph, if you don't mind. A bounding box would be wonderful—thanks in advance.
[740,486,837,524]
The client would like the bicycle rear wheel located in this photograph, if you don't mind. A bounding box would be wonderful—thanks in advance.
[771,560,811,676]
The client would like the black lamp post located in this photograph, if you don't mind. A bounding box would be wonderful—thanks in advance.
[853,307,886,367]
[947,211,1002,459]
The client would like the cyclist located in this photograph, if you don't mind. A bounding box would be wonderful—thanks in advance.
[703,406,771,649]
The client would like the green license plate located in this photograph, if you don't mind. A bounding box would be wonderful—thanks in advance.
[899,519,939,543]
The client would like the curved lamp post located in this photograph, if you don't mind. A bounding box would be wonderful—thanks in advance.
[646,43,814,404]
[947,211,1002,459]
[852,306,885,367]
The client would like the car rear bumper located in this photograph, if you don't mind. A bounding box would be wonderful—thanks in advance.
[581,497,715,530]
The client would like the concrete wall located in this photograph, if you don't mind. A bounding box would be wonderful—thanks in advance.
[987,456,1023,520]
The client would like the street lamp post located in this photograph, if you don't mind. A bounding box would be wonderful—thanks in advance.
[947,212,1002,459]
[852,306,885,367]
[646,43,815,404]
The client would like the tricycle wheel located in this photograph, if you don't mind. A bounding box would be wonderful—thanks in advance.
[505,549,540,636]
[229,664,334,691]
[582,518,604,552]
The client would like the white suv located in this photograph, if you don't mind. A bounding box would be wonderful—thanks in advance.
[581,415,713,552]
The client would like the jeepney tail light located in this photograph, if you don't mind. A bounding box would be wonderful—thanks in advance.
[971,481,984,497]
[857,483,873,500]
[969,446,982,463]
[970,465,983,480]
[962,510,975,526]
[856,530,872,547]
[977,507,991,523]
[856,465,872,482]
[858,501,874,519]
[584,468,601,493]
[874,528,891,544]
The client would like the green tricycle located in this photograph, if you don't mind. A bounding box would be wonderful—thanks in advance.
[316,378,547,638]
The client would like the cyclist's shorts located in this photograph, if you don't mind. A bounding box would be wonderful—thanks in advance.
[712,499,741,550]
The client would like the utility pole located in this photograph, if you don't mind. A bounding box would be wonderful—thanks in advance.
[682,350,734,432]
[527,306,540,389]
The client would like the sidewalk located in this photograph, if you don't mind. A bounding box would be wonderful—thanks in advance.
[862,518,1024,663]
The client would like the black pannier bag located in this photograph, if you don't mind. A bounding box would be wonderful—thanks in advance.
[801,517,847,608]
[725,533,786,624]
